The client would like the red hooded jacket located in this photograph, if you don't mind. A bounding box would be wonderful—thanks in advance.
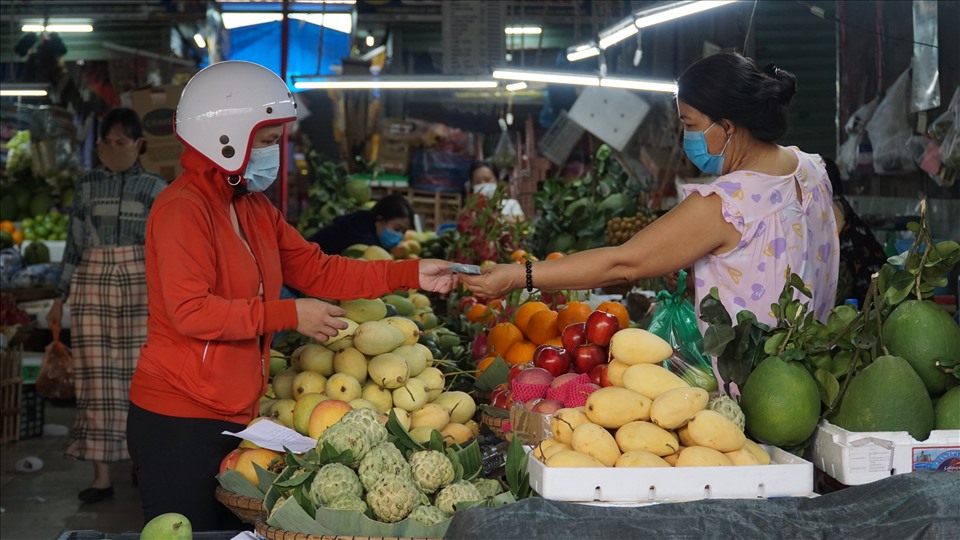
[129,148,420,423]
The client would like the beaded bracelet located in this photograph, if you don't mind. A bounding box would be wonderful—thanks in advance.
[525,260,534,292]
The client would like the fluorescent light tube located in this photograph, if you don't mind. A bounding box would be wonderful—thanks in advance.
[505,82,528,92]
[598,24,638,49]
[567,43,600,62]
[493,69,600,86]
[600,78,678,93]
[21,24,93,33]
[193,33,207,48]
[0,89,49,97]
[505,27,542,35]
[634,1,737,29]
[294,78,498,90]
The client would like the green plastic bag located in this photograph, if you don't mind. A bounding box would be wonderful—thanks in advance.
[646,270,718,392]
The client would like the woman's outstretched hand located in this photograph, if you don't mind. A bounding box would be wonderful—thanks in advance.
[418,259,459,294]
[460,264,523,298]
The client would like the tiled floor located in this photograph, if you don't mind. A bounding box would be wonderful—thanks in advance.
[0,401,144,539]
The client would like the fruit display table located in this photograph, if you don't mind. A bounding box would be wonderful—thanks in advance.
[445,471,958,540]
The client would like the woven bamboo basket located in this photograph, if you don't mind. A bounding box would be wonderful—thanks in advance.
[480,410,510,442]
[254,518,442,540]
[215,486,266,525]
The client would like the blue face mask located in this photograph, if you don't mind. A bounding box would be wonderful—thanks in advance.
[683,122,731,175]
[244,145,280,192]
[379,227,403,250]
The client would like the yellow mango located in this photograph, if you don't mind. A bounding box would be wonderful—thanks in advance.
[662,451,681,466]
[649,386,709,430]
[608,328,673,365]
[546,450,606,468]
[606,360,631,387]
[571,423,621,467]
[675,446,733,467]
[533,439,570,462]
[684,410,747,452]
[615,450,672,468]
[614,421,680,456]
[725,448,762,466]
[585,387,652,429]
[742,439,772,465]
[676,425,696,447]
[352,321,406,356]
[622,363,690,399]
[550,407,591,445]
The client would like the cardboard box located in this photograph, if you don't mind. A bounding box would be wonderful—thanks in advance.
[528,446,814,503]
[125,85,185,182]
[378,137,412,175]
[810,420,960,485]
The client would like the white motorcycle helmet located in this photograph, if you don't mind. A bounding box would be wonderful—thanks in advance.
[175,61,297,175]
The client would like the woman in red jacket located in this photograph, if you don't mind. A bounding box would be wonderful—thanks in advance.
[126,61,457,531]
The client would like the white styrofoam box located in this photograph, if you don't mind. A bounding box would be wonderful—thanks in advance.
[810,420,960,485]
[567,87,650,152]
[528,446,813,503]
[18,298,70,330]
[20,240,66,263]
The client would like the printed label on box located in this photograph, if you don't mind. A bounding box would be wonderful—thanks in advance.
[848,438,894,474]
[912,447,960,471]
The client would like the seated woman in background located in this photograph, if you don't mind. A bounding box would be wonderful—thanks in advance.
[308,193,414,255]
[824,157,887,307]
[469,161,524,220]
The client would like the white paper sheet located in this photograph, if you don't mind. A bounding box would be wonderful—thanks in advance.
[222,420,317,454]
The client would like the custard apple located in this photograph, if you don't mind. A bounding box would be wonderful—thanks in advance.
[358,442,413,490]
[307,463,362,506]
[318,408,388,464]
[366,475,420,523]
[409,504,448,527]
[707,395,745,431]
[325,494,368,513]
[471,477,503,499]
[409,450,455,494]
[435,480,482,516]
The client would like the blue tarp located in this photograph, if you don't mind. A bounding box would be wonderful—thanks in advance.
[227,21,350,90]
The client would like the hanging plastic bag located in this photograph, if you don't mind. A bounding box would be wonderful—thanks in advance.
[646,270,718,392]
[36,324,75,400]
[491,129,517,173]
[866,69,916,175]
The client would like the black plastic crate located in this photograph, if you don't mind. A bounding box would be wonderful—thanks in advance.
[56,531,242,540]
[20,383,44,439]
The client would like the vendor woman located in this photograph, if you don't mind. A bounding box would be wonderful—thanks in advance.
[462,52,840,331]
[308,193,414,255]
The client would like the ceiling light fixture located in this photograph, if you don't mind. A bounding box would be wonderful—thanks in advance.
[1,84,50,97]
[293,77,498,90]
[634,0,737,29]
[365,35,375,47]
[193,33,207,48]
[505,26,542,35]
[600,78,677,93]
[566,43,600,62]
[493,69,600,87]
[21,23,93,33]
[598,18,639,50]
[505,82,528,92]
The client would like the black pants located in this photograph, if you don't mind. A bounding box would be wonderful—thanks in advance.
[127,402,247,532]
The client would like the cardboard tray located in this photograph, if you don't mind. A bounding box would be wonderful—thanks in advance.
[810,420,960,485]
[528,446,813,503]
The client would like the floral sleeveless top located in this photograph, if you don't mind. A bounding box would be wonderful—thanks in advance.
[682,148,840,332]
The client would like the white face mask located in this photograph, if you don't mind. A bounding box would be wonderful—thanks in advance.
[472,183,497,198]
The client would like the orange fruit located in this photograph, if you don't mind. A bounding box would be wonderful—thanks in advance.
[544,336,563,347]
[504,340,537,365]
[487,322,524,357]
[526,310,560,345]
[476,356,496,376]
[489,298,503,313]
[514,301,549,337]
[510,249,529,262]
[597,301,630,329]
[11,230,24,246]
[0,221,14,234]
[546,251,565,260]
[556,301,592,331]
[465,303,492,323]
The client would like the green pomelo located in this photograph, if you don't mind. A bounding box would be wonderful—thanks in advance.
[141,512,192,540]
[564,198,589,219]
[830,355,934,441]
[29,193,53,217]
[882,300,960,396]
[546,232,576,254]
[345,179,372,204]
[598,193,637,216]
[23,241,50,265]
[740,356,821,447]
[934,386,960,430]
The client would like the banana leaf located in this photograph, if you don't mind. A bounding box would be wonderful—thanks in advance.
[216,469,264,499]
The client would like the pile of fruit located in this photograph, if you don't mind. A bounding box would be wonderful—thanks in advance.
[531,328,770,469]
[21,211,69,242]
[604,211,656,246]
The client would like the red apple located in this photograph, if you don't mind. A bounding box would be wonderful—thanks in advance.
[472,333,488,361]
[550,372,580,389]
[219,448,244,474]
[561,322,587,351]
[533,345,571,378]
[508,362,534,385]
[532,398,564,415]
[567,383,602,406]
[599,365,614,387]
[514,366,555,387]
[571,343,605,374]
[459,296,478,314]
[490,383,512,409]
[586,311,620,347]
[589,364,608,386]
